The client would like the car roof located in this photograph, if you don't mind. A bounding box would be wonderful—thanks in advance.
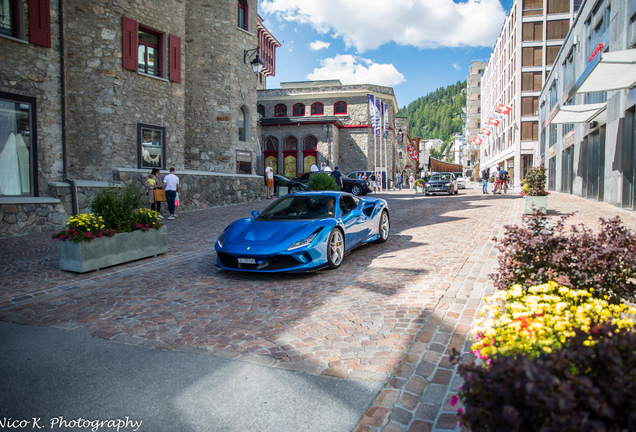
[290,191,351,197]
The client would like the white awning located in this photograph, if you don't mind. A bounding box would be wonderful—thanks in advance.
[576,49,636,94]
[550,103,607,124]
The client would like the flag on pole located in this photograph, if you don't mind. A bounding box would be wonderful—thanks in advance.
[478,133,486,140]
[497,104,512,115]
[480,128,491,136]
[494,112,506,121]
[484,124,494,132]
[488,117,500,126]
[367,94,378,135]
[383,103,389,139]
[375,100,381,138]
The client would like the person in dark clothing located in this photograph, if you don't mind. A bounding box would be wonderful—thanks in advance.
[481,168,490,194]
[331,166,344,189]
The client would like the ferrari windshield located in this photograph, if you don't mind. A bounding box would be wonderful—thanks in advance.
[430,174,452,181]
[258,195,337,220]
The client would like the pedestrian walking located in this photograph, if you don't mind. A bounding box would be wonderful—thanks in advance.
[144,168,164,218]
[377,172,382,192]
[370,173,377,194]
[481,167,490,194]
[332,166,344,190]
[397,173,403,191]
[265,160,274,199]
[409,173,415,191]
[162,167,180,220]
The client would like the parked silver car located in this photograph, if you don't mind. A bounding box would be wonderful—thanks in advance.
[425,172,458,196]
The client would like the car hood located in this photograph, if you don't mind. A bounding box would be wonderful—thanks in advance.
[224,218,331,246]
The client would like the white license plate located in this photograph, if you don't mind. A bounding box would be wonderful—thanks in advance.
[238,258,256,264]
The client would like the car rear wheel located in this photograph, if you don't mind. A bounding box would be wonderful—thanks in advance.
[376,210,389,243]
[290,185,301,193]
[351,184,362,196]
[327,229,345,269]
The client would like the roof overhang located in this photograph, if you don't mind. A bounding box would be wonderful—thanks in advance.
[574,49,636,95]
[550,102,607,124]
[260,116,344,127]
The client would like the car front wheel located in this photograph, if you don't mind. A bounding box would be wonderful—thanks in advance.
[290,185,301,193]
[351,184,362,196]
[327,229,345,269]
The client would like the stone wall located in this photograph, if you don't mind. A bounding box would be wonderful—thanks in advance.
[184,0,259,174]
[0,0,64,193]
[64,0,187,179]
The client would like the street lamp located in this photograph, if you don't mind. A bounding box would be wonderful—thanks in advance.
[244,47,264,75]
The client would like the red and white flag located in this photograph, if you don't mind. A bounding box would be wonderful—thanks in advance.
[497,104,512,115]
[488,117,500,126]
[481,128,491,136]
[474,137,482,146]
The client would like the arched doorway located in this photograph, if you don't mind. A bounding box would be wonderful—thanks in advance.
[264,137,278,174]
[283,136,298,179]
[303,136,318,173]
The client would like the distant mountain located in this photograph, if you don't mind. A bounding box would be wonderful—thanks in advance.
[397,81,466,143]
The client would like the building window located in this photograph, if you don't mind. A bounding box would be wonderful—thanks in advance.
[547,0,570,14]
[274,104,287,117]
[334,101,347,115]
[257,104,265,118]
[523,0,543,15]
[284,136,297,151]
[138,27,163,77]
[138,123,165,169]
[238,107,247,142]
[399,151,403,158]
[549,81,558,111]
[264,137,278,151]
[292,103,305,116]
[522,21,543,41]
[549,123,558,147]
[521,121,539,141]
[0,92,36,196]
[236,150,252,174]
[0,0,20,38]
[522,71,543,91]
[237,0,248,31]
[311,102,324,116]
[303,136,317,150]
[546,19,569,40]
[522,46,543,66]
[521,96,539,116]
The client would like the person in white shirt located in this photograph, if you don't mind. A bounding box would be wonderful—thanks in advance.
[162,167,180,220]
[265,161,274,199]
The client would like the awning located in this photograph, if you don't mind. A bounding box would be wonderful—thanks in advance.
[576,49,636,94]
[550,103,607,124]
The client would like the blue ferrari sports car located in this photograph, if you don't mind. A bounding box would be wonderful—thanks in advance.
[215,191,390,272]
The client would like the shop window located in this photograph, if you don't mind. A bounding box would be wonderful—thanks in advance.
[236,150,252,174]
[311,102,324,116]
[237,0,248,31]
[137,123,165,169]
[0,92,36,196]
[274,104,287,117]
[292,103,305,116]
[334,101,347,114]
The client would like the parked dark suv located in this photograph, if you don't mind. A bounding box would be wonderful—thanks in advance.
[293,172,371,196]
[425,172,458,196]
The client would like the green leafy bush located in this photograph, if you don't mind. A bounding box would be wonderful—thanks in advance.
[278,177,287,186]
[307,173,339,191]
[521,166,548,196]
[491,210,636,303]
[90,182,146,233]
[454,323,636,432]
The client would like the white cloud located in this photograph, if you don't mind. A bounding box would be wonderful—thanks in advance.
[287,40,294,52]
[260,0,506,53]
[309,40,331,51]
[306,54,406,87]
[453,62,461,70]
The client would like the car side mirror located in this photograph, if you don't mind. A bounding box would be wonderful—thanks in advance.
[251,210,260,219]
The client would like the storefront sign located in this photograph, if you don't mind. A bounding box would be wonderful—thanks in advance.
[236,150,252,162]
[588,43,604,63]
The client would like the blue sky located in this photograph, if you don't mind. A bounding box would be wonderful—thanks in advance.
[258,0,515,108]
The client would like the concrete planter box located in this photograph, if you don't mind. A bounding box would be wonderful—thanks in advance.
[58,226,168,273]
[525,195,548,214]
[277,186,289,197]
[415,185,425,194]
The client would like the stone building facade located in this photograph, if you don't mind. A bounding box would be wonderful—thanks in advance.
[257,80,399,182]
[0,0,276,237]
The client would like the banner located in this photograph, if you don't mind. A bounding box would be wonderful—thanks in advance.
[375,100,381,138]
[474,137,482,146]
[367,94,379,136]
[488,117,500,126]
[478,133,486,140]
[480,128,491,136]
[484,124,494,132]
[497,104,512,115]
[383,102,389,139]
[494,112,506,121]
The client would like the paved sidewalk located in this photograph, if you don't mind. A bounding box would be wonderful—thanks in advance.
[2,189,636,431]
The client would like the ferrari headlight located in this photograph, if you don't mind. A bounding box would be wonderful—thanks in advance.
[217,233,223,248]
[287,228,323,250]
[445,183,452,187]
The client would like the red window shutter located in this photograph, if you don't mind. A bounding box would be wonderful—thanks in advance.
[169,34,182,83]
[28,0,51,48]
[122,16,138,71]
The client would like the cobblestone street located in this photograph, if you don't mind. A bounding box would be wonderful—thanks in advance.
[2,186,636,431]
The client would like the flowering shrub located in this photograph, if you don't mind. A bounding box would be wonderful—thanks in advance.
[132,209,161,232]
[52,214,116,243]
[471,282,636,360]
[454,323,636,431]
[492,210,636,303]
[520,166,548,196]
